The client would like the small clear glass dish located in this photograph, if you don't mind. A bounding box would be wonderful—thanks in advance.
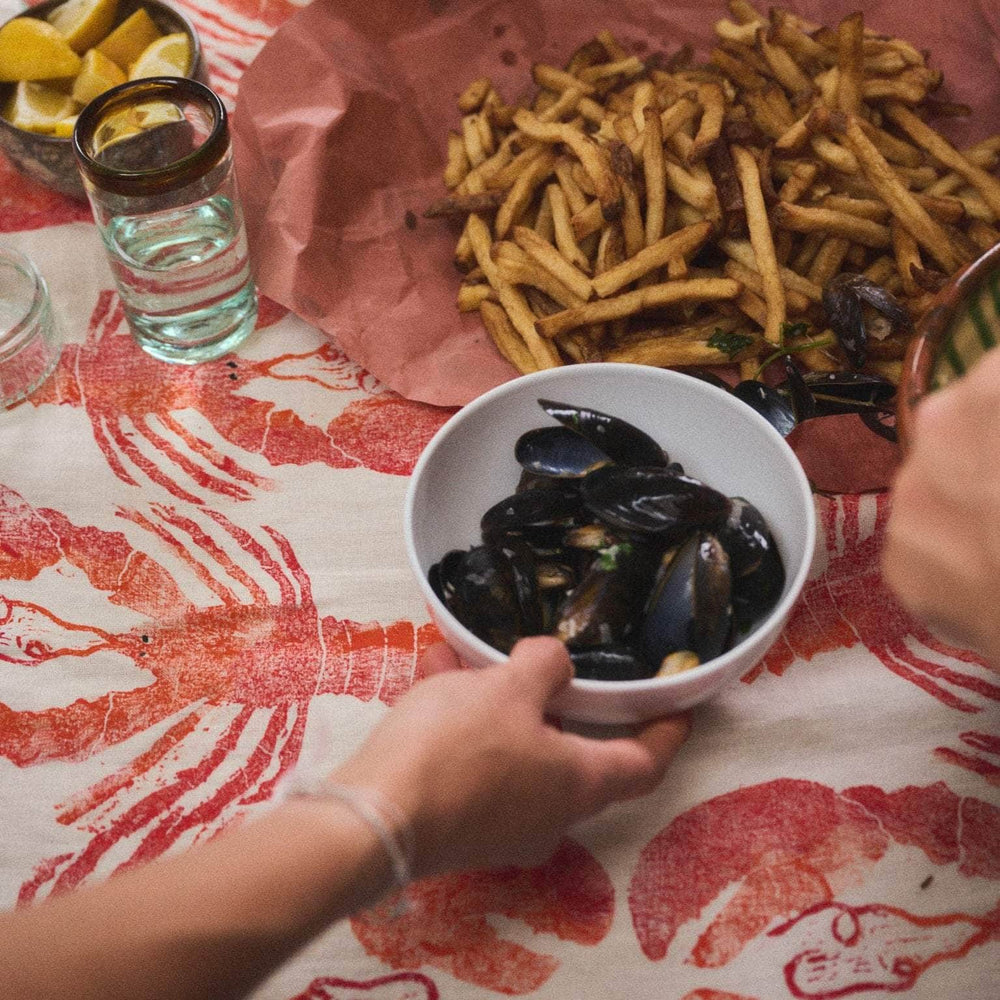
[0,247,62,409]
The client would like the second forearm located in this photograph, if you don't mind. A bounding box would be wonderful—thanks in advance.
[0,799,394,1000]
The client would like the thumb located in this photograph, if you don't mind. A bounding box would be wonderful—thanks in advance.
[568,714,691,811]
[505,635,574,705]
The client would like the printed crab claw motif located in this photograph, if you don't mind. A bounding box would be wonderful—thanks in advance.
[745,493,1000,785]
[746,494,1000,781]
[350,838,614,995]
[30,293,453,504]
[0,484,440,902]
[629,779,1000,999]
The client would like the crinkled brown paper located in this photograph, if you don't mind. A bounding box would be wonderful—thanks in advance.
[231,0,1000,488]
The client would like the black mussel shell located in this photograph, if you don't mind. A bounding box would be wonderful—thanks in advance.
[481,483,582,541]
[442,543,545,653]
[500,539,544,637]
[732,380,797,436]
[428,548,466,606]
[639,533,732,668]
[570,644,656,681]
[731,542,786,640]
[798,371,896,416]
[538,399,669,467]
[515,425,613,478]
[581,465,729,542]
[781,357,817,423]
[555,540,661,649]
[517,469,570,493]
[823,272,910,370]
[716,497,775,579]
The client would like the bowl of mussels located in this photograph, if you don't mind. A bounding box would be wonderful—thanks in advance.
[404,363,816,725]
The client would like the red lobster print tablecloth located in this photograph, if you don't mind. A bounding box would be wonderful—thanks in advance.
[2,2,1000,999]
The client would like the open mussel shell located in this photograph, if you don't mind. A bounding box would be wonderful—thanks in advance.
[570,644,656,682]
[431,543,543,654]
[538,399,669,467]
[731,542,786,639]
[581,465,729,542]
[555,540,661,649]
[515,425,613,478]
[732,380,797,436]
[716,497,775,579]
[481,483,582,542]
[639,533,733,668]
[797,371,896,416]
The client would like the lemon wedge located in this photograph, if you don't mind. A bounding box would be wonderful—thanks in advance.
[71,46,126,104]
[47,0,119,55]
[96,7,161,72]
[3,80,79,133]
[128,31,190,80]
[0,17,83,82]
[52,114,79,138]
[93,97,183,150]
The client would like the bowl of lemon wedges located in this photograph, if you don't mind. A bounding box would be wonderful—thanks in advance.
[0,0,203,198]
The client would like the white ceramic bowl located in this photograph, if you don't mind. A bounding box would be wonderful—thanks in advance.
[404,363,816,725]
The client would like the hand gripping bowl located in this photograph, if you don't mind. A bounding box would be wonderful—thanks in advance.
[404,363,817,725]
[898,240,1000,451]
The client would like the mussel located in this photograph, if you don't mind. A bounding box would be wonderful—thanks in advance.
[639,533,733,669]
[822,272,911,369]
[581,465,729,541]
[536,400,669,468]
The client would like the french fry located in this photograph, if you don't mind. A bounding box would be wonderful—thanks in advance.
[494,150,558,238]
[458,77,493,113]
[513,109,623,220]
[479,300,539,374]
[591,221,714,297]
[497,282,562,368]
[604,333,759,367]
[444,131,469,189]
[772,201,892,247]
[689,82,726,162]
[841,113,967,272]
[547,183,591,272]
[642,106,666,245]
[806,236,851,287]
[891,220,922,297]
[835,12,864,115]
[457,282,495,311]
[756,26,814,96]
[512,225,594,302]
[720,237,823,302]
[532,63,596,95]
[536,278,740,338]
[883,101,1000,219]
[731,145,786,344]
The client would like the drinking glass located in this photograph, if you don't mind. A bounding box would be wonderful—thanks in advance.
[73,77,257,364]
[0,247,62,409]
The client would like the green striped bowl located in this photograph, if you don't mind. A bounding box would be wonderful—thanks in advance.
[899,241,1000,449]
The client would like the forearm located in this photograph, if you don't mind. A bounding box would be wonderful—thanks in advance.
[0,798,394,1000]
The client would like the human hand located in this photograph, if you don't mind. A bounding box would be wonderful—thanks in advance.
[331,636,689,878]
[882,345,1000,665]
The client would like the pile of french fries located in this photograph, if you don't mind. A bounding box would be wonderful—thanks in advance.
[425,0,1000,382]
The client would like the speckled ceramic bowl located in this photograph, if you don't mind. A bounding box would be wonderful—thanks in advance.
[0,0,204,200]
[898,240,1000,450]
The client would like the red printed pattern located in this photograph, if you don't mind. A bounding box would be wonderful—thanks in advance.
[29,292,453,502]
[350,839,614,995]
[630,779,1000,998]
